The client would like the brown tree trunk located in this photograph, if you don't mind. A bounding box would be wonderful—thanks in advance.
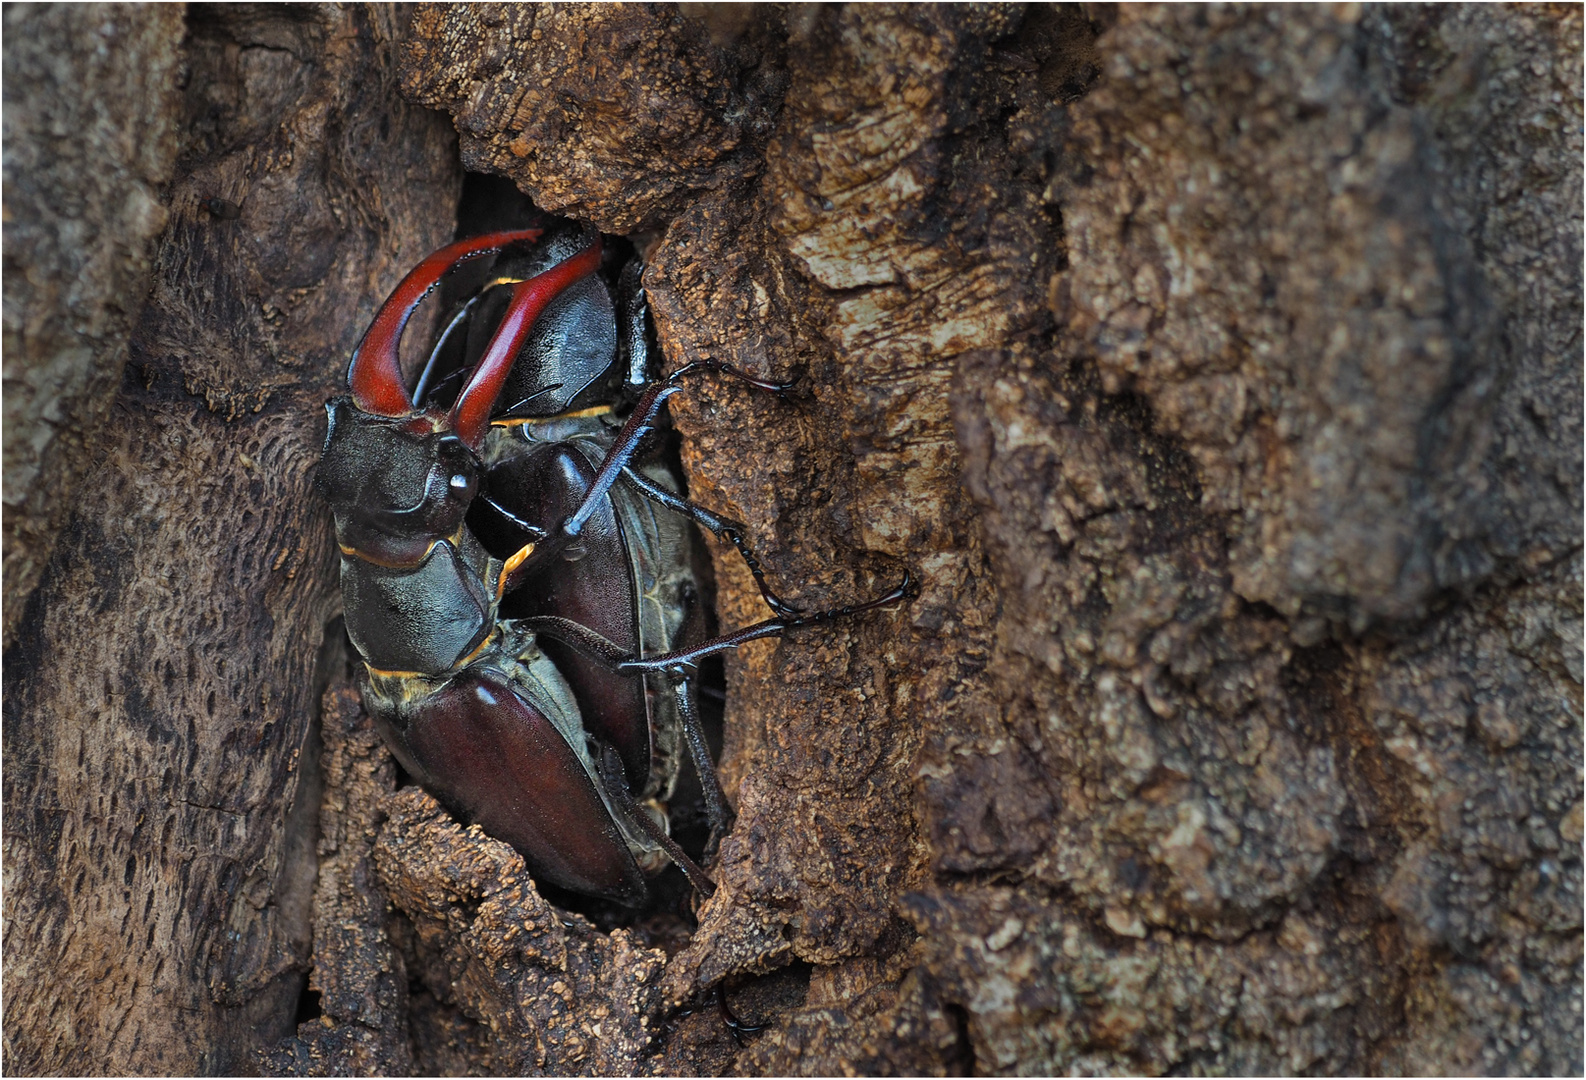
[5,4,1580,1075]
[3,4,460,1073]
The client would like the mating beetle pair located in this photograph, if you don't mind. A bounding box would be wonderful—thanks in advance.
[318,224,907,905]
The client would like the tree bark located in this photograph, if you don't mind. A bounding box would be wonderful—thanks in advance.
[4,3,1580,1075]
[3,4,458,1073]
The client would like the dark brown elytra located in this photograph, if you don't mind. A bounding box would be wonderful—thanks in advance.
[318,220,910,906]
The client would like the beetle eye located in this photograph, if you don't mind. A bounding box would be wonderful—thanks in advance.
[450,474,471,491]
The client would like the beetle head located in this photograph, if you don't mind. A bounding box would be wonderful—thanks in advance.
[325,228,606,560]
[469,224,620,419]
[318,400,480,564]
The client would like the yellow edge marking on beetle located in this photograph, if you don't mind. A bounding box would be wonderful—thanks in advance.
[492,403,616,427]
[339,539,439,569]
[365,624,499,682]
[454,628,499,669]
[496,542,537,600]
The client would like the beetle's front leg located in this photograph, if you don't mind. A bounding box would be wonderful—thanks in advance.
[530,361,795,559]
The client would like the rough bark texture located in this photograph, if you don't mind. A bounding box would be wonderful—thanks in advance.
[2,3,186,647]
[4,3,1580,1076]
[3,5,459,1073]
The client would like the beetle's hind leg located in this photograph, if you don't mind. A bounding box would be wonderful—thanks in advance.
[516,566,913,682]
[619,466,804,619]
[614,568,914,675]
[595,743,717,898]
[717,985,768,1045]
[671,670,734,859]
[513,562,910,879]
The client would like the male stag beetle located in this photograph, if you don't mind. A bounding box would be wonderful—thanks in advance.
[318,224,909,905]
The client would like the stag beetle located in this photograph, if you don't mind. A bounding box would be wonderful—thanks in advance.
[318,225,909,905]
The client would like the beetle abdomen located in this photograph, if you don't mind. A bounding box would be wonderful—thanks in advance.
[364,660,649,905]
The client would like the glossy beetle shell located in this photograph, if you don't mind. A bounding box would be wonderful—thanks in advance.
[319,228,677,903]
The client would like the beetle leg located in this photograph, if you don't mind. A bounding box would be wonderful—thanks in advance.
[618,465,738,537]
[494,381,566,419]
[614,568,915,675]
[556,379,684,540]
[504,362,800,579]
[671,671,733,854]
[476,495,549,543]
[619,467,804,618]
[666,359,798,395]
[595,744,717,897]
[716,985,768,1045]
[555,362,797,544]
[511,615,631,667]
[515,567,912,677]
[616,257,650,396]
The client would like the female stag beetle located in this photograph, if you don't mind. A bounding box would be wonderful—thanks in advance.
[317,224,909,905]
